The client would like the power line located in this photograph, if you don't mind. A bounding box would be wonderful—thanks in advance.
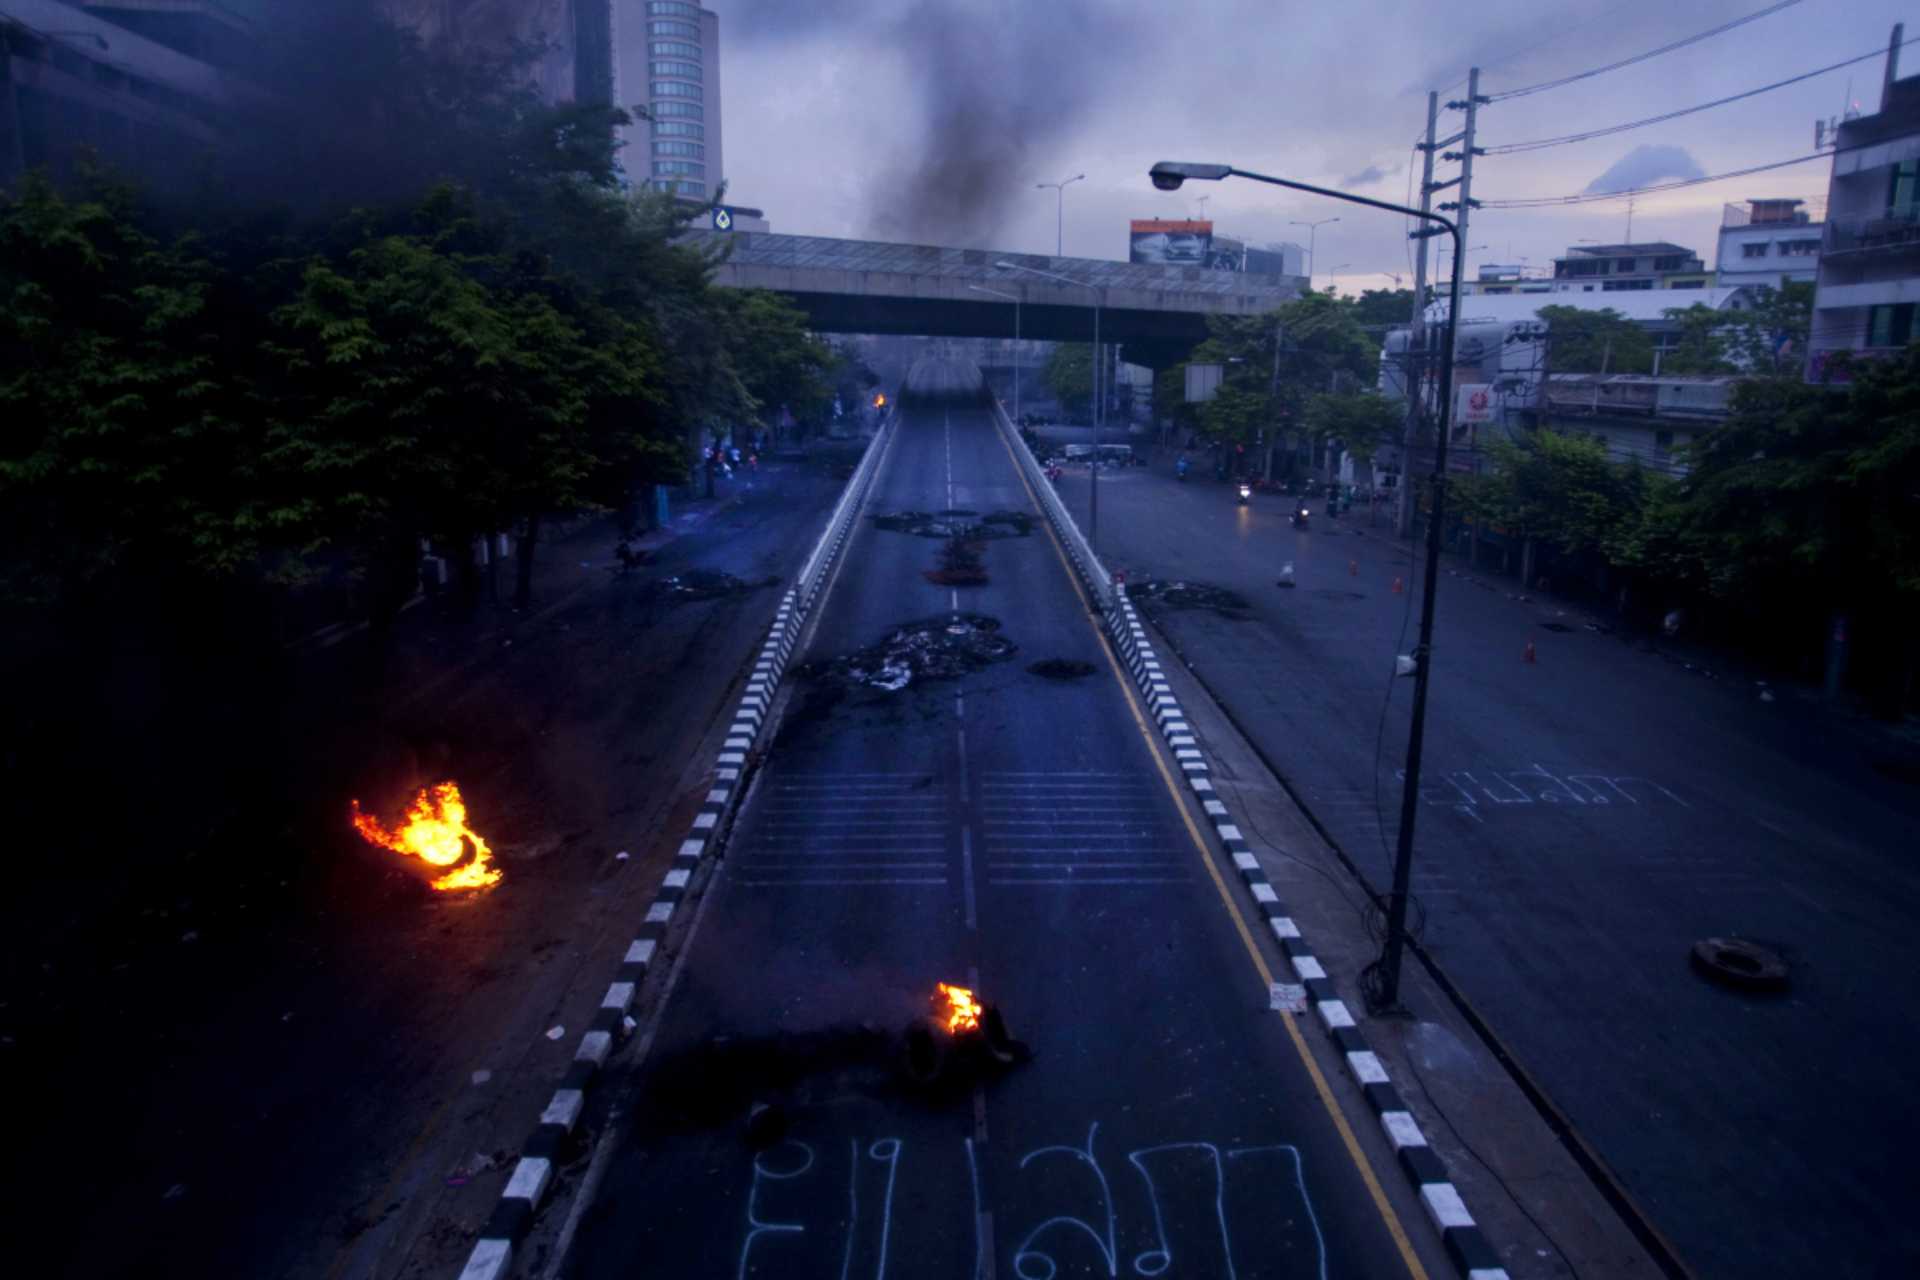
[1488,0,1804,102]
[1485,37,1919,154]
[1482,150,1831,207]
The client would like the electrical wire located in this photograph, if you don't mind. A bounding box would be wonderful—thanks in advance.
[1488,0,1803,102]
[1485,37,1919,154]
[1483,149,1833,208]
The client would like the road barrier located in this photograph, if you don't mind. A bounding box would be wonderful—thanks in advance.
[454,399,897,1280]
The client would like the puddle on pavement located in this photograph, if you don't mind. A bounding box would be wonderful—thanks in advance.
[804,614,1016,691]
[872,510,1034,540]
[1028,658,1096,680]
[1127,579,1253,620]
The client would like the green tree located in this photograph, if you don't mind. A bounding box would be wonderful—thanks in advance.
[1719,281,1814,376]
[1535,305,1655,374]
[1302,391,1402,463]
[1659,303,1735,375]
[0,172,252,605]
[720,289,834,437]
[1341,287,1417,335]
[1045,343,1094,416]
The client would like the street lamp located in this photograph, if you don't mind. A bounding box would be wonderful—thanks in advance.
[1151,159,1467,1015]
[995,259,1105,546]
[1327,263,1354,294]
[1036,173,1085,257]
[967,283,1024,427]
[1290,216,1340,283]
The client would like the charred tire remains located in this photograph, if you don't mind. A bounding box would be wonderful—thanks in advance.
[1690,937,1790,993]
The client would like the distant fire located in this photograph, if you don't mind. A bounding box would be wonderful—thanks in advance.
[873,393,887,408]
[350,782,501,891]
[934,982,982,1034]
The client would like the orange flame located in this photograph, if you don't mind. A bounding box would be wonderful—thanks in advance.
[350,782,502,891]
[874,393,887,408]
[935,982,982,1034]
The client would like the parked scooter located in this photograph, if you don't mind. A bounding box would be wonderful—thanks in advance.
[1291,503,1310,529]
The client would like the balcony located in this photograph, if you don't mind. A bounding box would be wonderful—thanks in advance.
[1825,209,1920,255]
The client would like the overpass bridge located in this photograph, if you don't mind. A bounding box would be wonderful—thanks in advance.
[691,230,1306,368]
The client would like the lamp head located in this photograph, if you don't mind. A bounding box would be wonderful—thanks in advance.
[1150,161,1230,192]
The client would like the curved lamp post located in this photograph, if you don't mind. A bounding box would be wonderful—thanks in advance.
[1150,161,1465,1013]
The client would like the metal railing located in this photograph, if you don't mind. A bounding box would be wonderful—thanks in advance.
[984,394,1117,614]
[794,401,896,611]
[1825,208,1920,254]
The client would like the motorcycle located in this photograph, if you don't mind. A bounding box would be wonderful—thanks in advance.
[1045,463,1063,486]
[1176,459,1190,483]
[1236,482,1252,506]
[1291,504,1310,530]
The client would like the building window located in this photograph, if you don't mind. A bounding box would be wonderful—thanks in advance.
[651,60,701,80]
[651,80,700,98]
[649,19,698,38]
[1654,430,1674,452]
[1742,242,1769,258]
[651,41,701,59]
[652,140,705,159]
[1652,255,1687,271]
[1616,258,1637,272]
[647,1,700,16]
[675,180,706,196]
[1891,160,1918,219]
[1778,239,1818,256]
[654,120,703,138]
[650,99,703,118]
[1867,302,1915,347]
[652,160,705,177]
[1602,279,1653,290]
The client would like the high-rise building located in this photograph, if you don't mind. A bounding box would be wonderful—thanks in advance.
[1807,43,1920,379]
[615,0,721,201]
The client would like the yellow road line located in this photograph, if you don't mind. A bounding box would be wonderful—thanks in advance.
[997,426,1430,1280]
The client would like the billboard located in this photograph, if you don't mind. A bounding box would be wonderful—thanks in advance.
[1130,219,1213,266]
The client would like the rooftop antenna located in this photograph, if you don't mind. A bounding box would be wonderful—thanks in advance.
[1625,194,1636,244]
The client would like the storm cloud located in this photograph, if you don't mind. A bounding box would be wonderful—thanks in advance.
[1341,163,1399,188]
[1582,144,1707,195]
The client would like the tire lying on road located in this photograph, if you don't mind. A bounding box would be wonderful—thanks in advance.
[1689,937,1789,993]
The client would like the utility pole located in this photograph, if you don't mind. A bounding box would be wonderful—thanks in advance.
[1396,91,1439,539]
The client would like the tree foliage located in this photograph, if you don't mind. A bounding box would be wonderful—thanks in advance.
[0,20,840,621]
[1534,305,1655,374]
[1045,343,1094,416]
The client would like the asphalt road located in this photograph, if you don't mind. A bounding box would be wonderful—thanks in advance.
[562,362,1440,1279]
[21,455,852,1280]
[1067,459,1920,1279]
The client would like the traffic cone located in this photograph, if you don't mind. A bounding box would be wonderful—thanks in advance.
[1391,577,1404,595]
[1523,639,1536,664]
[1349,560,1358,576]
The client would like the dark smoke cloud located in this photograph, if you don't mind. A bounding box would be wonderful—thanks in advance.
[723,0,1146,246]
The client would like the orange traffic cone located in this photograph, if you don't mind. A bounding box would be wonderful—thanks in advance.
[1523,639,1537,664]
[1349,560,1358,576]
[1391,576,1404,595]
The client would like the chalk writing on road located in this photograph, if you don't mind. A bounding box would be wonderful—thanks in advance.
[1390,764,1689,822]
[735,1122,1327,1279]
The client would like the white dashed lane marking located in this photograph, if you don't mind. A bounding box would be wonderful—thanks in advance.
[980,772,1191,888]
[735,773,953,890]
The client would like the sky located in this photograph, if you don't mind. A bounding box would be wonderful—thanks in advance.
[706,0,1912,293]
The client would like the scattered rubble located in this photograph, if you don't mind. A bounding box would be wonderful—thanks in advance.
[872,510,1034,540]
[804,615,1016,691]
[1126,578,1253,620]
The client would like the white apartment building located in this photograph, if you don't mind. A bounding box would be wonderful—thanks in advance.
[1715,199,1823,290]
